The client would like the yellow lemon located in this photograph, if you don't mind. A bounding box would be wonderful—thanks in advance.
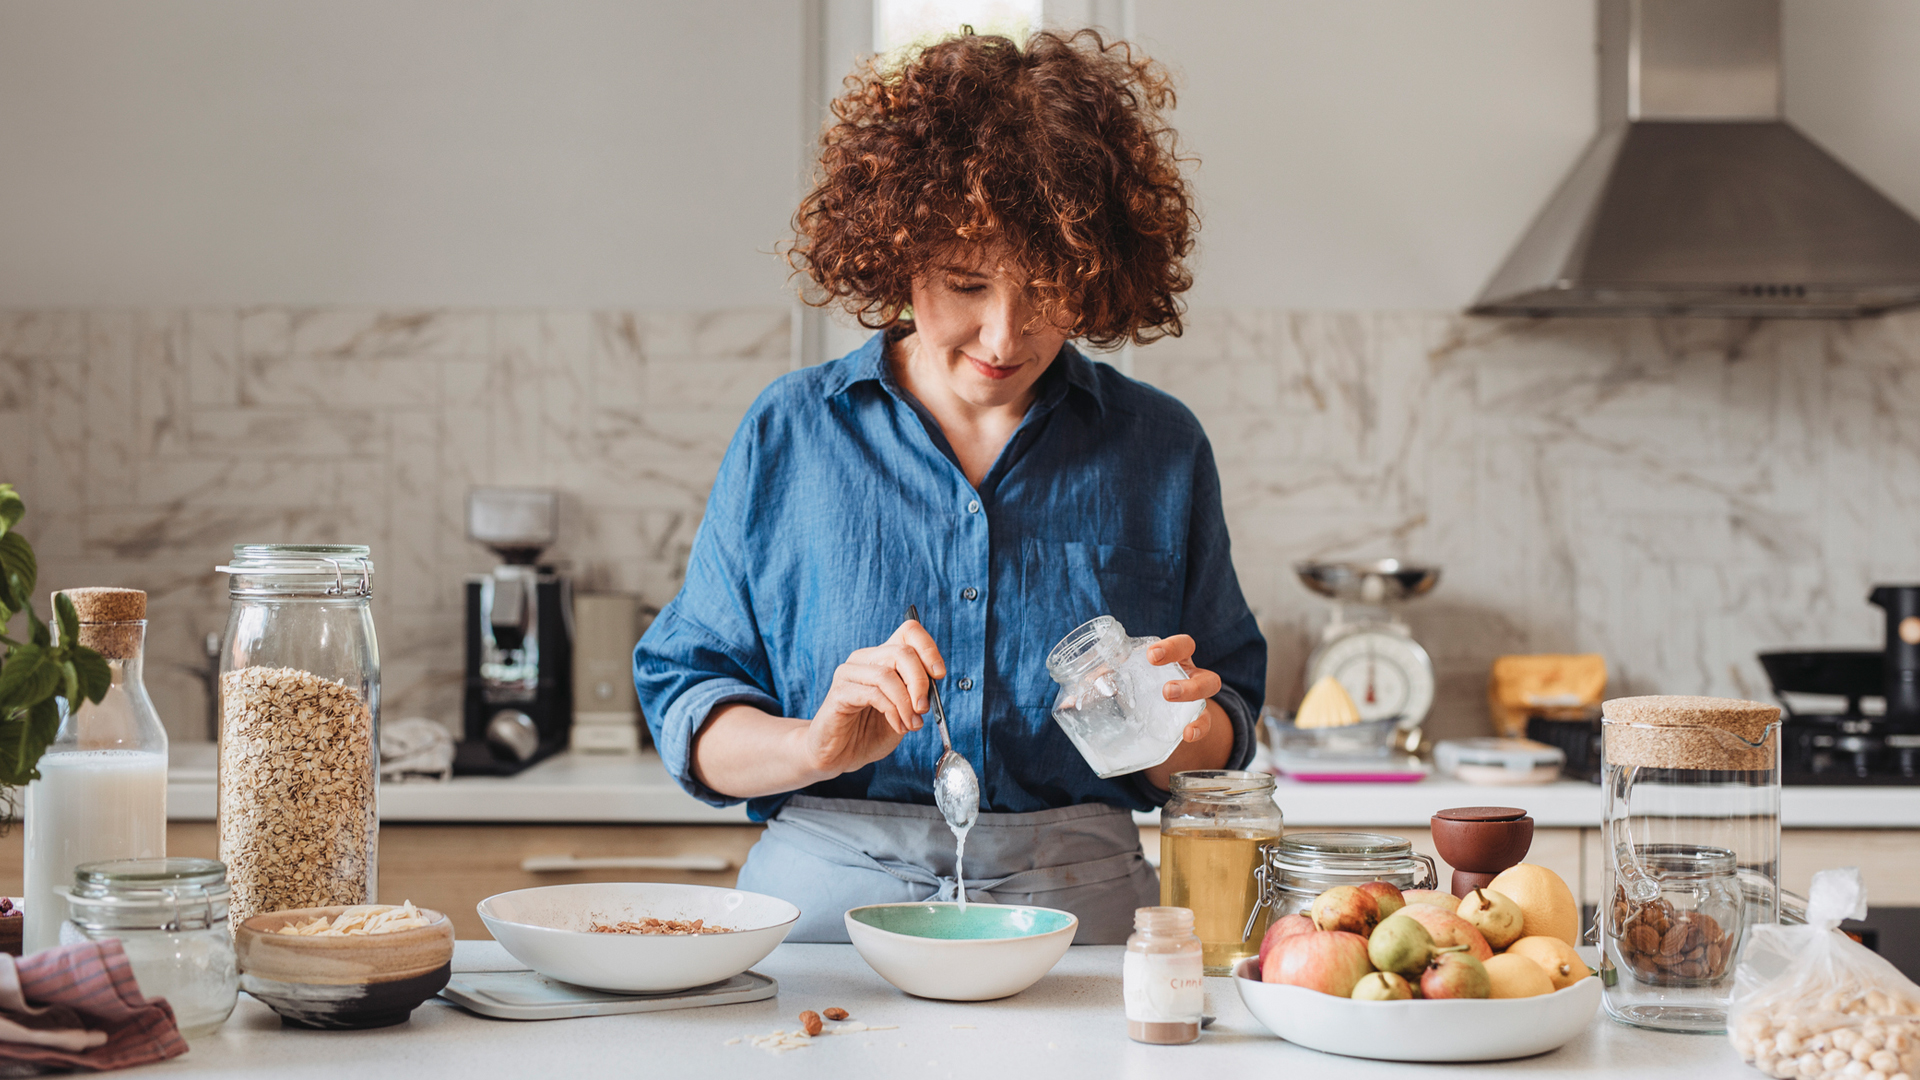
[1484,953,1556,998]
[1506,935,1594,990]
[1487,863,1580,947]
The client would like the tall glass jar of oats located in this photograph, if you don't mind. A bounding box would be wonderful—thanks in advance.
[215,545,379,928]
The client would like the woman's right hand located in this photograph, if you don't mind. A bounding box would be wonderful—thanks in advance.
[802,619,947,778]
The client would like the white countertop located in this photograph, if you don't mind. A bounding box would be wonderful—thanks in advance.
[131,941,1753,1079]
[164,743,1920,828]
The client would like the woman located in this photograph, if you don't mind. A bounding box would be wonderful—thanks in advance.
[635,29,1264,944]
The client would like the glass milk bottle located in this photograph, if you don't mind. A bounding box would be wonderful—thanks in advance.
[24,588,168,953]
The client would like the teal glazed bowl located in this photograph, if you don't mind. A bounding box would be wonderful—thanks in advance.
[844,903,1077,1001]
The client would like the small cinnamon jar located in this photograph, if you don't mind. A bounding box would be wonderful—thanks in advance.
[1123,906,1203,1045]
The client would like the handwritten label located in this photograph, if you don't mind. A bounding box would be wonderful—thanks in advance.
[1123,950,1204,1023]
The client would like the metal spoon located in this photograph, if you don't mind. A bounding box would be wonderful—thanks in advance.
[905,604,979,832]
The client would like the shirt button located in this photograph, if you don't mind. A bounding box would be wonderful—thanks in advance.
[956,676,974,691]
[966,500,981,514]
[962,586,978,601]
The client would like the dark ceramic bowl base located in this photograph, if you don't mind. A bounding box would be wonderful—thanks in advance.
[250,962,452,1031]
[1450,869,1501,897]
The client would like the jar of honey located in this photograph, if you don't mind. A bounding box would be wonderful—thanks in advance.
[1158,771,1283,975]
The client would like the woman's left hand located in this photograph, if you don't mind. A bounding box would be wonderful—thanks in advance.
[1147,634,1222,744]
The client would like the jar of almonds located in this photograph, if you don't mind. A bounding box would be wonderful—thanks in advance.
[215,545,380,928]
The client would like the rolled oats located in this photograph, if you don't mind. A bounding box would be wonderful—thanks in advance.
[218,666,376,927]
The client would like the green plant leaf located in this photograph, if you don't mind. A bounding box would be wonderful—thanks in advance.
[0,531,34,607]
[59,660,78,713]
[54,592,77,650]
[0,484,21,537]
[26,605,47,648]
[0,697,63,786]
[70,647,111,705]
[0,646,58,712]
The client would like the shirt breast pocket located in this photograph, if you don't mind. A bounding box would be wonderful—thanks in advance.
[1016,538,1181,705]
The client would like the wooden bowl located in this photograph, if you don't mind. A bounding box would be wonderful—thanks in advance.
[236,906,454,1030]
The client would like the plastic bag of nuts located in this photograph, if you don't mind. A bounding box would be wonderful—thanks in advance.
[1730,869,1920,1080]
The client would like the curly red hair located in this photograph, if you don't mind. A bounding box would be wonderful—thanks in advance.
[787,29,1196,349]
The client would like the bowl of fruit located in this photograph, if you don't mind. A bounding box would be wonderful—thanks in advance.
[1234,866,1601,1062]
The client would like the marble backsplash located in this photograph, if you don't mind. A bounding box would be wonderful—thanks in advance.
[2,305,1916,746]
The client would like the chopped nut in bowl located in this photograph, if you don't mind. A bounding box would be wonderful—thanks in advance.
[235,903,454,1030]
[477,882,798,994]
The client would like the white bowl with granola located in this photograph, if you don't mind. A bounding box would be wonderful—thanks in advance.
[477,882,799,993]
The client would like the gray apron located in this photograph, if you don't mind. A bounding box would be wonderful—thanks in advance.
[736,795,1159,944]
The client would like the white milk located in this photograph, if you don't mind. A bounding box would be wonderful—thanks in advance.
[23,749,168,953]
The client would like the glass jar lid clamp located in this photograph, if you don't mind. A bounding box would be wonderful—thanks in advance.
[217,544,374,596]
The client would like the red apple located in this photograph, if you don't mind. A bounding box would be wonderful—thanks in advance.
[1401,889,1462,910]
[1263,930,1374,997]
[1357,880,1406,920]
[1420,950,1491,999]
[1309,885,1381,937]
[1390,906,1494,961]
[1257,913,1316,969]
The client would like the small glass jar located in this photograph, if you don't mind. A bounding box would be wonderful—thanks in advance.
[24,589,168,955]
[216,545,380,927]
[1160,771,1284,975]
[1609,844,1742,989]
[1601,695,1780,1034]
[1047,616,1203,778]
[60,858,236,1039]
[1123,906,1203,1045]
[1254,831,1439,922]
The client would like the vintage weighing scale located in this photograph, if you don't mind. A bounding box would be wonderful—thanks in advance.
[1267,559,1440,781]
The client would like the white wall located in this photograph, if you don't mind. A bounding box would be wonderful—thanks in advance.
[3,2,1919,313]
[1133,0,1597,310]
[0,1,802,308]
[1783,0,1920,221]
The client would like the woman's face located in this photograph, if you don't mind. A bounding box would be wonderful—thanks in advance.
[907,253,1069,409]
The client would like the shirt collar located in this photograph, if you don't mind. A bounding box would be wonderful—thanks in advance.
[822,331,1106,415]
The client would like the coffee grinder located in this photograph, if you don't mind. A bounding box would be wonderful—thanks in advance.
[454,488,574,775]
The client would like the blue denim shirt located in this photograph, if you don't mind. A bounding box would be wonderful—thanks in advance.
[634,332,1265,821]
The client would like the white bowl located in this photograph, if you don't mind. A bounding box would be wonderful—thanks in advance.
[844,902,1077,1001]
[477,882,798,993]
[1232,957,1601,1061]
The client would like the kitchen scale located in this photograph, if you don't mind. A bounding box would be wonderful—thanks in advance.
[441,969,777,1020]
[1269,560,1440,781]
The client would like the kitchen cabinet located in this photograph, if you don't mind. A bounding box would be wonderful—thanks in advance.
[0,823,766,940]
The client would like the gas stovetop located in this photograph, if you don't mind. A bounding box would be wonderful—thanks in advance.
[1782,714,1920,784]
[1762,650,1920,785]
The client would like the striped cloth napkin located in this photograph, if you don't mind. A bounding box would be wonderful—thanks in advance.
[0,938,188,1070]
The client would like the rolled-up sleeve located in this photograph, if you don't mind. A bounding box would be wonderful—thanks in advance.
[1126,432,1267,806]
[634,414,781,808]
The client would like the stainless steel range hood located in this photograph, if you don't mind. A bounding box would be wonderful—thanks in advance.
[1471,0,1920,318]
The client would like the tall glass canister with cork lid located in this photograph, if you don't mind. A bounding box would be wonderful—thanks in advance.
[1601,695,1781,1034]
[23,588,168,953]
[216,545,379,928]
[1160,770,1283,975]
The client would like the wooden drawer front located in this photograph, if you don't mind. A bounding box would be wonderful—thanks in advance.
[0,823,764,941]
[1781,830,1920,906]
[377,824,765,939]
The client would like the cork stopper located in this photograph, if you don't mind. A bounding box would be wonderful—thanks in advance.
[56,588,147,623]
[1602,695,1781,771]
[54,588,146,660]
